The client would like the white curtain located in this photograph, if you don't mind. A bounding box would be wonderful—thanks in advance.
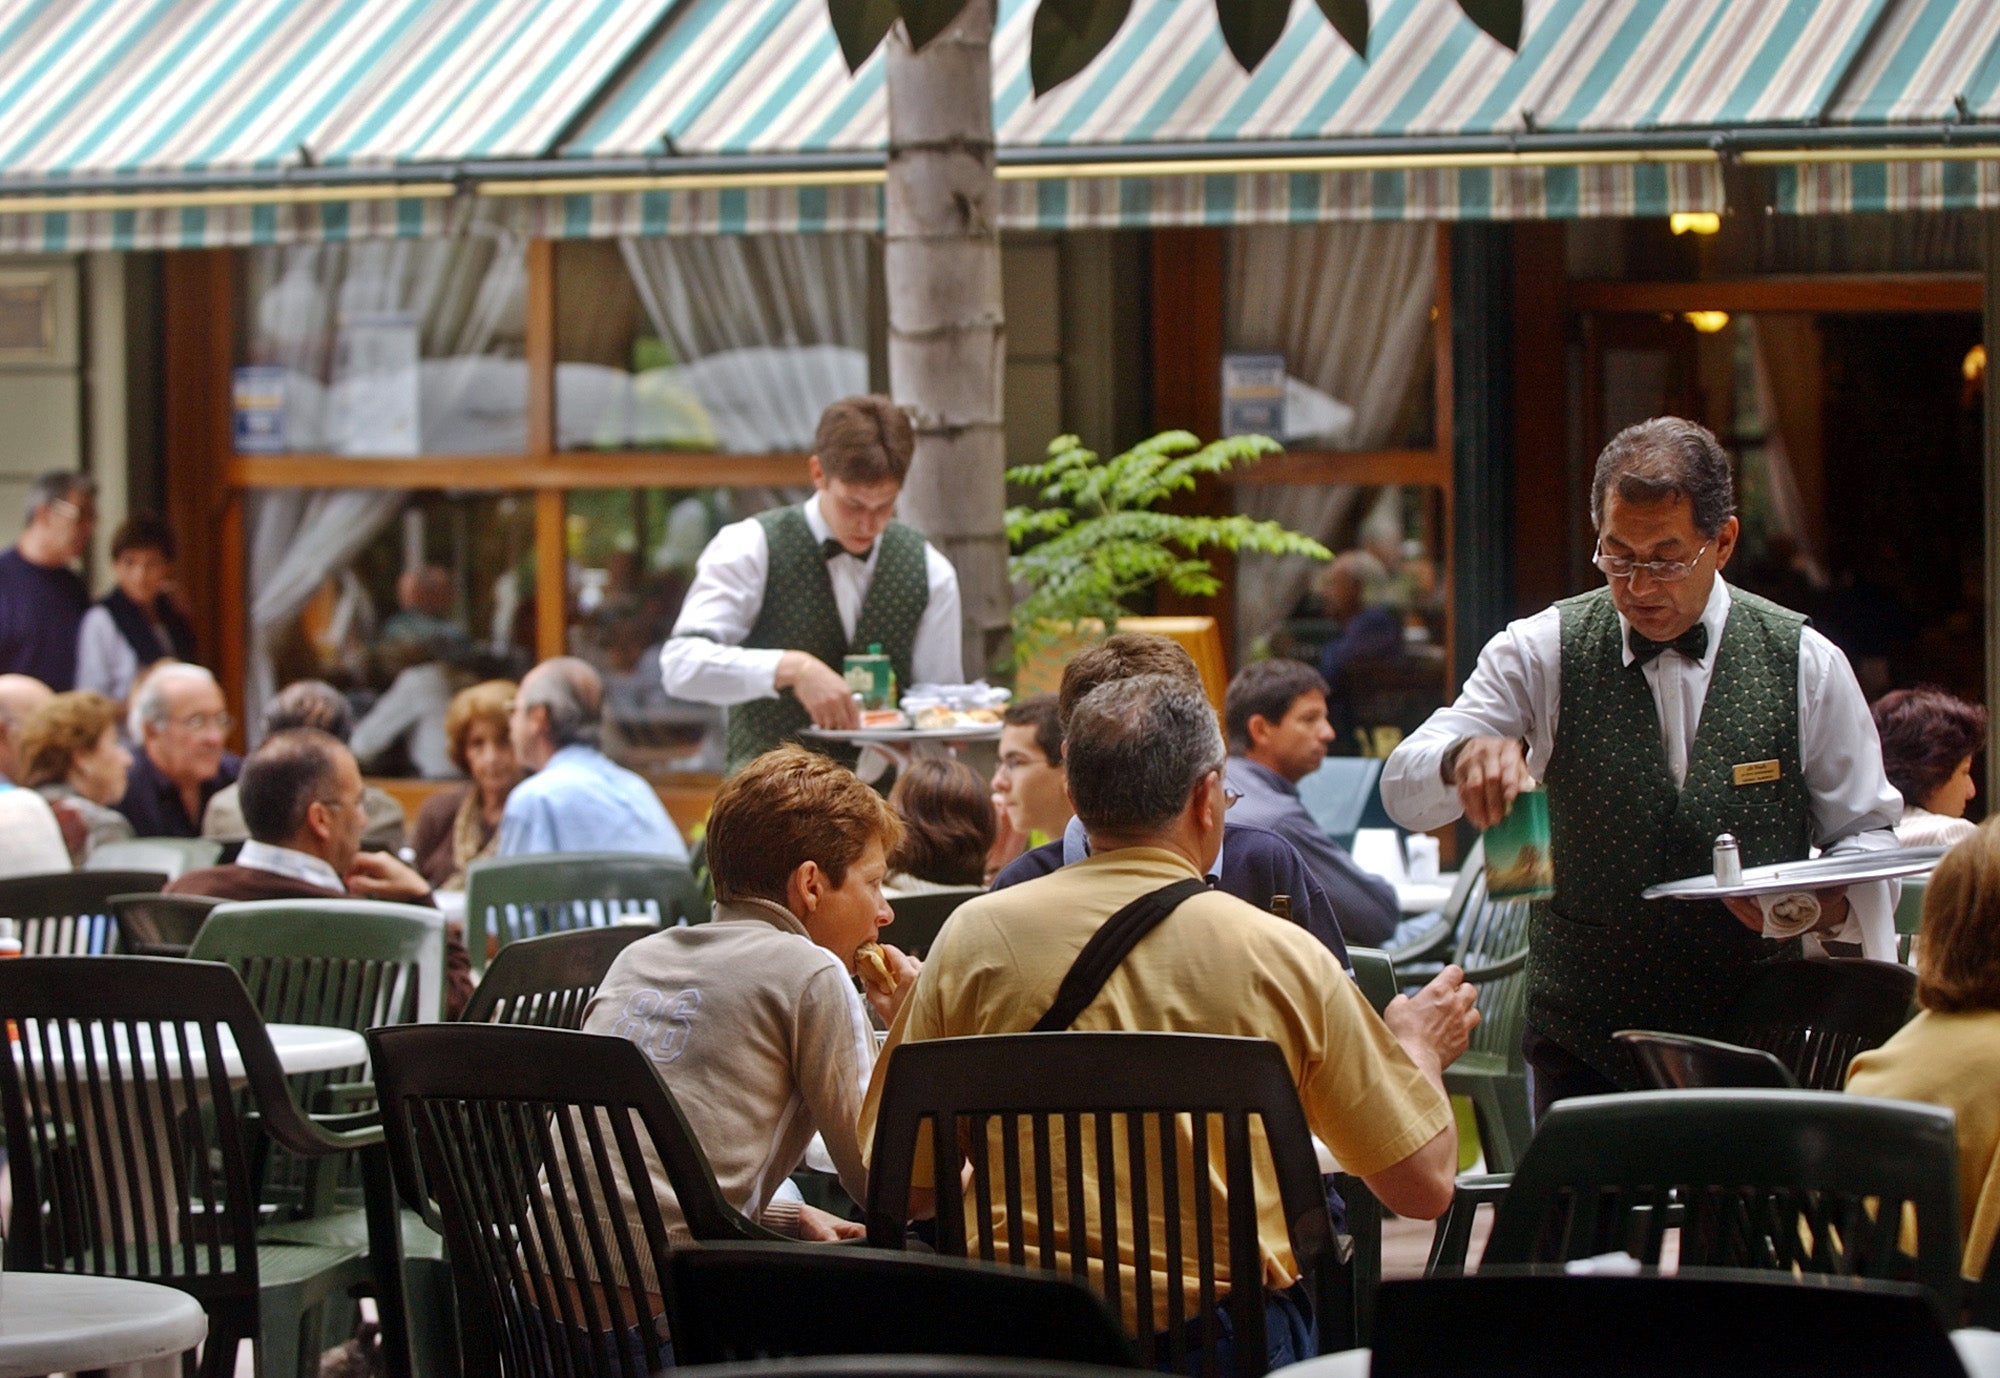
[1226,223,1436,656]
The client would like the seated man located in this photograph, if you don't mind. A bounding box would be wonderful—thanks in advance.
[1223,658,1402,948]
[203,679,406,850]
[993,634,1353,968]
[115,663,240,838]
[170,728,472,1017]
[584,744,919,1240]
[862,676,1477,1370]
[500,657,688,860]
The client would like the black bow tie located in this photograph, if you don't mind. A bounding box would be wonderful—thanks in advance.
[821,537,873,563]
[1628,623,1709,666]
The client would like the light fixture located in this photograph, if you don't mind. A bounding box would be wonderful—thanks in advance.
[1964,344,1987,382]
[1684,311,1730,333]
[1670,212,1721,236]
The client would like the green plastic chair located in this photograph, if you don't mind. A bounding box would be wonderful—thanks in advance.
[0,869,170,954]
[1896,878,1926,964]
[885,886,983,958]
[85,836,222,879]
[462,852,701,972]
[1387,839,1485,978]
[1483,1089,1964,1315]
[1347,947,1398,1014]
[1437,869,1532,1173]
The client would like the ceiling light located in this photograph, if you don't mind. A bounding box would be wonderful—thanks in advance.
[1670,212,1721,236]
[1684,311,1730,334]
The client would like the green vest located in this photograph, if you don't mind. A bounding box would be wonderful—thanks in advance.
[1533,585,1811,1089]
[717,507,930,775]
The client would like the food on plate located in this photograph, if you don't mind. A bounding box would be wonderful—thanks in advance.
[854,942,896,993]
[860,708,911,730]
[912,705,1004,731]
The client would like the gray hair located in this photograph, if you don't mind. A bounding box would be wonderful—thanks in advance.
[521,656,602,750]
[1065,675,1225,835]
[1590,417,1735,538]
[23,470,95,526]
[128,663,218,742]
[262,679,353,742]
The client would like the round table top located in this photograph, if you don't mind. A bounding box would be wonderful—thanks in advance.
[22,1022,366,1081]
[1275,1332,2000,1378]
[0,1273,206,1378]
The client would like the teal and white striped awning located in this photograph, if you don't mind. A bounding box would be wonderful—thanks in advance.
[1,0,1998,249]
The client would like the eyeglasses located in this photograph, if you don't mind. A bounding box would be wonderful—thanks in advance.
[1592,540,1710,584]
[1223,786,1243,810]
[168,712,232,734]
[48,498,94,524]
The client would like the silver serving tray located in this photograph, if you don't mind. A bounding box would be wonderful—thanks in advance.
[1642,846,1947,901]
[800,724,1004,744]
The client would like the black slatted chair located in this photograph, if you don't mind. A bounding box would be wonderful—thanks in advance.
[108,891,221,958]
[0,870,169,953]
[458,924,655,1028]
[1725,958,1916,1089]
[865,1032,1338,1378]
[368,1023,782,1378]
[1613,1030,1799,1089]
[667,1242,1137,1368]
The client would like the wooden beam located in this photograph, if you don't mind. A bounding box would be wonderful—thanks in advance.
[1150,227,1234,660]
[162,250,238,718]
[1512,222,1570,614]
[224,452,813,490]
[1224,448,1448,488]
[1435,225,1456,695]
[1568,274,1982,315]
[534,488,566,661]
[526,238,555,456]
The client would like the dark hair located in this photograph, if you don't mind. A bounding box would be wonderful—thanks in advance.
[1916,819,2000,1014]
[110,514,176,562]
[239,728,346,844]
[815,395,915,485]
[1001,693,1063,767]
[1057,633,1203,734]
[706,745,903,905]
[262,679,354,741]
[1589,417,1735,537]
[1224,659,1329,755]
[1872,687,1988,810]
[1065,675,1224,835]
[886,758,995,887]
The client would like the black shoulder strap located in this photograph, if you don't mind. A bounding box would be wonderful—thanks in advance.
[1031,877,1210,1032]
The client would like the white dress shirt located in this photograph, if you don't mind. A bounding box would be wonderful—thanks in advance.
[237,839,346,892]
[1381,576,1903,957]
[659,495,964,704]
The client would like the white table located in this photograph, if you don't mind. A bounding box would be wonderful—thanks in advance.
[1283,1332,2000,1378]
[0,1273,206,1378]
[23,1021,367,1081]
[1393,878,1456,914]
[1271,1347,1370,1378]
[1957,1329,2000,1378]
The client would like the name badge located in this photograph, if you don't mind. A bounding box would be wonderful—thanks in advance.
[1733,759,1782,787]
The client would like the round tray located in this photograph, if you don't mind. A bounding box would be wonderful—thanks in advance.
[1641,846,1947,901]
[801,724,1004,744]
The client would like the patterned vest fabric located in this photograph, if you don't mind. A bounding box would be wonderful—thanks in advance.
[721,507,930,775]
[1533,585,1811,1089]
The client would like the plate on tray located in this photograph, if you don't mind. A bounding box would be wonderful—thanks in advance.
[801,724,1004,744]
[1641,846,1947,901]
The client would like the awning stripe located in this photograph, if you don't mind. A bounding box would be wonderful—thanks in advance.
[1823,0,2000,123]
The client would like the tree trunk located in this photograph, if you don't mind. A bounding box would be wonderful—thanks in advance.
[884,0,1009,679]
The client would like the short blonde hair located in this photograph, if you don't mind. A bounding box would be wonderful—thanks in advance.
[1918,819,2000,1015]
[445,679,517,774]
[706,745,902,905]
[17,691,122,788]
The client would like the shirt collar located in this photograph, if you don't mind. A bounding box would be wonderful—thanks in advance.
[1615,573,1731,669]
[1230,756,1297,797]
[805,495,880,574]
[713,895,811,939]
[1061,813,1226,880]
[237,839,345,892]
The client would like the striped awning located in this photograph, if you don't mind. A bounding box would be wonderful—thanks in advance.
[0,0,1997,248]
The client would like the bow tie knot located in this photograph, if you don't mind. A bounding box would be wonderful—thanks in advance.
[821,537,873,563]
[1628,623,1709,666]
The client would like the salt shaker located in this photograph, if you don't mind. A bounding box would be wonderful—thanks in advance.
[1712,833,1743,887]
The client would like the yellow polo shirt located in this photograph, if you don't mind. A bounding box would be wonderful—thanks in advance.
[859,847,1451,1330]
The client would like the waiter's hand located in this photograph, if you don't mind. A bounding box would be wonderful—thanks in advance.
[1449,736,1534,830]
[778,651,861,730]
[1382,964,1480,1082]
[1722,887,1851,937]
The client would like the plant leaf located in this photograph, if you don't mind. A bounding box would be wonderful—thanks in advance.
[1215,0,1291,72]
[897,0,974,51]
[1313,0,1369,58]
[827,0,900,70]
[1455,0,1521,50]
[1030,0,1132,95]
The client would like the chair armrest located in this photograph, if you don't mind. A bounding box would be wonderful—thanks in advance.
[1426,1172,1511,1276]
[1461,948,1527,984]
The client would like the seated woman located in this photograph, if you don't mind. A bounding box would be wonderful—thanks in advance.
[16,690,134,862]
[1848,819,2000,1281]
[409,680,522,890]
[1872,687,1987,848]
[884,757,995,895]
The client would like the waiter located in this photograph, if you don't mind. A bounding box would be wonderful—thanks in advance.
[660,395,963,774]
[1381,417,1900,1111]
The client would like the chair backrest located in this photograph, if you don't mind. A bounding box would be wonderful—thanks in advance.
[865,1032,1336,1378]
[107,892,221,958]
[190,898,448,1028]
[367,1023,771,1378]
[0,956,305,1311]
[0,870,169,954]
[85,837,222,880]
[1896,880,1927,964]
[1483,1090,1963,1311]
[884,887,983,958]
[1347,948,1398,1014]
[1613,1030,1798,1089]
[668,1242,1137,1368]
[1726,958,1917,1090]
[458,924,654,1027]
[1294,756,1385,850]
[464,852,700,971]
[1449,871,1532,1072]
[1372,1271,1964,1378]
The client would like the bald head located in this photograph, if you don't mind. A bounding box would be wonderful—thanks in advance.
[512,656,604,768]
[0,675,54,781]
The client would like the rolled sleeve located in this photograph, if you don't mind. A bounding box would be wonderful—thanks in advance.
[659,518,786,705]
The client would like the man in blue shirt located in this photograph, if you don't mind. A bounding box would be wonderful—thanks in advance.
[499,657,688,860]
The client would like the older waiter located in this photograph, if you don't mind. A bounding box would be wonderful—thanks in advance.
[1381,417,1900,1111]
[660,395,963,774]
